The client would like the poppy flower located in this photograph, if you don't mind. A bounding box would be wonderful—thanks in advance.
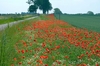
[40,55,48,59]
[21,50,25,54]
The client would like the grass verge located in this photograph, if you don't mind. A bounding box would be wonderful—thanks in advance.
[0,16,40,66]
[0,15,35,24]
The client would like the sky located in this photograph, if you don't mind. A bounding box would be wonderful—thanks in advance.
[0,0,100,14]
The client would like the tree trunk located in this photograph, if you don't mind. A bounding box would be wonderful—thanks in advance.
[35,10,37,14]
[43,9,46,14]
[47,11,49,14]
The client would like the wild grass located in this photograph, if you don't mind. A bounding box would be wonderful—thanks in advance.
[0,16,40,66]
[0,15,34,24]
[0,14,100,66]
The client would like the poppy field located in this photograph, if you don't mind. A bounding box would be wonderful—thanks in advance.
[0,14,100,66]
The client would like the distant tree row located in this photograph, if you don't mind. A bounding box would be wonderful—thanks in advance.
[63,11,98,16]
[0,12,35,16]
[53,8,100,16]
[27,0,52,14]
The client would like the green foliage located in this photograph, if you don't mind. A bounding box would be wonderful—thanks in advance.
[28,0,52,14]
[87,11,94,15]
[95,13,100,16]
[26,0,33,5]
[28,5,38,13]
[39,14,49,20]
[54,8,63,14]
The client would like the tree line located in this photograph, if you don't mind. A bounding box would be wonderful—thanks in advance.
[27,0,52,14]
[53,8,100,16]
[27,0,100,15]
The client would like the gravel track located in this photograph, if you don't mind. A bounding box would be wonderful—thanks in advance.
[0,16,38,31]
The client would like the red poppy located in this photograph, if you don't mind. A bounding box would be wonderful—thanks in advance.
[55,45,60,49]
[21,50,25,54]
[13,58,17,61]
[18,62,22,65]
[42,42,46,47]
[40,55,48,59]
[37,60,43,64]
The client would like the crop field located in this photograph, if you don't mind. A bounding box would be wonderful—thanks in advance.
[0,15,34,24]
[55,14,100,33]
[0,15,100,66]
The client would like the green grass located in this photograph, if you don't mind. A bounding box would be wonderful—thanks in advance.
[0,15,100,66]
[0,15,34,24]
[40,14,49,20]
[55,14,100,32]
[0,16,40,66]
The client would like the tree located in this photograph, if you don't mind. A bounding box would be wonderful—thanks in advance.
[95,13,100,16]
[27,0,52,14]
[87,11,94,15]
[28,5,38,14]
[54,8,62,14]
[38,0,52,14]
[26,0,33,5]
[46,3,52,14]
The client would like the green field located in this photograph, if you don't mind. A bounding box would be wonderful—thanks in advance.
[0,15,34,24]
[55,14,100,32]
[0,15,100,66]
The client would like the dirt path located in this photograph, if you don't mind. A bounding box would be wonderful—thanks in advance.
[0,16,38,31]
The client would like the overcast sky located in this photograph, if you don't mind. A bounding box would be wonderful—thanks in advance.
[0,0,100,14]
